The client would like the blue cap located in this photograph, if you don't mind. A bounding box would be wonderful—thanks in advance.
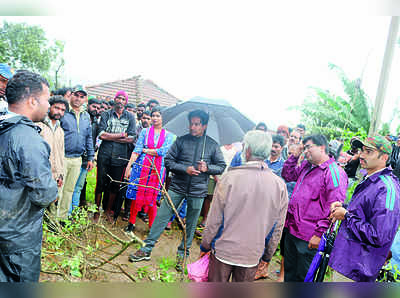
[0,63,13,80]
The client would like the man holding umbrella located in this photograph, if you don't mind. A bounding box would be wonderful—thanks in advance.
[329,135,400,282]
[129,109,226,271]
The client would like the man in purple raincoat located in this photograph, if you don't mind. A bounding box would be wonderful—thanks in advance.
[281,134,348,282]
[329,135,400,282]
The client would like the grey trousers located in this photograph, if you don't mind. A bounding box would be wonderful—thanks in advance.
[141,190,204,257]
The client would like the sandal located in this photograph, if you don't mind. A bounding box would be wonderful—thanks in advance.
[254,261,269,280]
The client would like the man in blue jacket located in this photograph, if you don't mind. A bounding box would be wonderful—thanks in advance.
[0,63,13,114]
[59,85,94,220]
[329,135,400,282]
[0,70,57,282]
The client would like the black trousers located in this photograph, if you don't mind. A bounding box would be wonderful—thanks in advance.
[113,181,130,219]
[284,232,317,282]
[95,154,127,194]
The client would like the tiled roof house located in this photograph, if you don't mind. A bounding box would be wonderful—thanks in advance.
[85,76,181,107]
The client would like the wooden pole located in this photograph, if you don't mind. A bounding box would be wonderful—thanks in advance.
[369,16,400,135]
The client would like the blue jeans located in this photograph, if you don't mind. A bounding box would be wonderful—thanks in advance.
[69,167,88,215]
[141,190,204,257]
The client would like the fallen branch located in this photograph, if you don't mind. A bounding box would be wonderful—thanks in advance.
[91,239,136,269]
[114,155,188,279]
[40,269,70,281]
[94,224,128,245]
[148,158,187,280]
[107,174,162,192]
[91,253,137,282]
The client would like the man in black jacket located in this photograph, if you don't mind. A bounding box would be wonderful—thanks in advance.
[129,109,226,270]
[390,134,400,180]
[0,70,58,282]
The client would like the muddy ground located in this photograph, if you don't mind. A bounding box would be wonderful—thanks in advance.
[40,169,282,282]
[40,212,282,282]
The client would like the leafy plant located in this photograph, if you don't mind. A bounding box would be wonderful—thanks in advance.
[159,257,175,271]
[340,128,368,152]
[42,204,142,282]
[152,257,178,283]
[136,266,150,280]
[377,262,400,282]
[60,251,83,278]
[159,271,177,283]
[295,64,372,138]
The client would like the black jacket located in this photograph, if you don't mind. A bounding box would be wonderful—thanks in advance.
[390,145,400,179]
[344,150,360,179]
[165,134,226,198]
[0,114,57,281]
[98,109,136,166]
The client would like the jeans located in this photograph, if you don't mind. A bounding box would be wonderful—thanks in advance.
[69,167,88,215]
[141,190,204,257]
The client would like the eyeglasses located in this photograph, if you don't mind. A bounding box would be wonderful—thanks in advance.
[115,96,126,100]
[304,144,316,151]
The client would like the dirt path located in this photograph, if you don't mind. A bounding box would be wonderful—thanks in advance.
[40,212,282,282]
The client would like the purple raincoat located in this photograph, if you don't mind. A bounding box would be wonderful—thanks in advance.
[329,167,400,282]
[282,156,348,242]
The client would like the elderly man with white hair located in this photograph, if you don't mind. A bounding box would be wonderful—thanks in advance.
[200,130,289,282]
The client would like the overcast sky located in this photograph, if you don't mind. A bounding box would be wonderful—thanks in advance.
[2,4,400,131]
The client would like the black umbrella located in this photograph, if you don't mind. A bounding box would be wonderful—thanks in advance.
[162,97,255,147]
[314,224,337,282]
[305,221,339,282]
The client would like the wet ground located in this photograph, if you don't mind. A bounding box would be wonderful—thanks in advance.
[40,212,283,282]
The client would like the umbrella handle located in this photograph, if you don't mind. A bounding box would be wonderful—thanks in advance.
[327,221,334,234]
[329,220,340,235]
[200,114,209,160]
[201,134,206,161]
[327,219,340,234]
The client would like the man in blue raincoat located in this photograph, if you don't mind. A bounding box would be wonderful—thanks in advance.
[329,135,400,282]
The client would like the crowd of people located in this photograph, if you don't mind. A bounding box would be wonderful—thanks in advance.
[0,64,400,283]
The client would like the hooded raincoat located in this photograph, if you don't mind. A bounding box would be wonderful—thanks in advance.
[0,114,57,282]
[329,167,400,282]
